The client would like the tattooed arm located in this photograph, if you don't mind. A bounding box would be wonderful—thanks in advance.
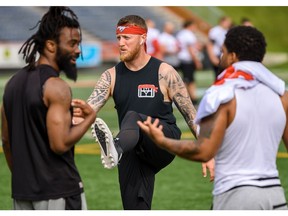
[159,63,198,138]
[87,69,114,113]
[137,99,232,162]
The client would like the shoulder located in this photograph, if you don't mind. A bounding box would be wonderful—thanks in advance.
[100,67,115,82]
[44,77,71,105]
[158,62,182,84]
[159,62,177,75]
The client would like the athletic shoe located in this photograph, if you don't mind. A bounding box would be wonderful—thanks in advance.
[91,118,122,169]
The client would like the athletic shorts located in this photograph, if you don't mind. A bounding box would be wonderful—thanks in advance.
[213,186,288,210]
[179,61,196,83]
[13,192,87,210]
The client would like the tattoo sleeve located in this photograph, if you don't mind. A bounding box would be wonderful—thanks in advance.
[159,68,198,138]
[87,70,111,113]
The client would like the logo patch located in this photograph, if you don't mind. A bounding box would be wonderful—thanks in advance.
[138,84,158,98]
[117,26,128,32]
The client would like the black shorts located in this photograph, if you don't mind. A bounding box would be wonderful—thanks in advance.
[179,61,196,83]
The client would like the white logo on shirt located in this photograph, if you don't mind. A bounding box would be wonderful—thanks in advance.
[138,84,158,98]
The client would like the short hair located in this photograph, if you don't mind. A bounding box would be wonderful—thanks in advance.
[117,15,147,30]
[219,16,230,23]
[224,26,266,62]
[241,17,251,24]
[183,20,194,28]
[19,6,81,70]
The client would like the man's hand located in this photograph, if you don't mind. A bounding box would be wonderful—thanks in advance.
[202,158,215,182]
[72,99,96,120]
[137,116,165,148]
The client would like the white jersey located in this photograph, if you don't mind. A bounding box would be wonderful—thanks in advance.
[159,32,179,66]
[146,27,160,55]
[213,83,286,196]
[208,25,227,57]
[176,29,197,62]
[159,32,178,53]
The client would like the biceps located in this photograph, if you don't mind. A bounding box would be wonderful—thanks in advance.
[199,110,228,155]
[87,73,111,111]
[87,86,109,112]
[168,74,189,101]
[46,104,71,148]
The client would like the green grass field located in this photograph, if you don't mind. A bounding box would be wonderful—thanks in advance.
[1,64,288,210]
[187,6,288,52]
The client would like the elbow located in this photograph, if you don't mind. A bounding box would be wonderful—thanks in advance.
[50,143,69,155]
[51,147,66,155]
[200,155,213,163]
[192,152,214,163]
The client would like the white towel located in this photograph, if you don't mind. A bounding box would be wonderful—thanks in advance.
[195,61,285,124]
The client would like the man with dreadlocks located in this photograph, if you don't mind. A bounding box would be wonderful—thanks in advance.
[1,6,95,210]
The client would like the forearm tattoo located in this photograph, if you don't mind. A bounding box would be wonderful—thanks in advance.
[87,70,111,112]
[159,69,198,138]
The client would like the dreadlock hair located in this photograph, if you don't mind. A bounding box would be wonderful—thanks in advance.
[224,26,266,62]
[19,6,81,70]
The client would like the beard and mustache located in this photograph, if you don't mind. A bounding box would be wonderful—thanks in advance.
[56,47,79,82]
[119,44,141,62]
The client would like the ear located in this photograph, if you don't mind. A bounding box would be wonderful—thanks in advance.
[140,34,147,45]
[230,52,239,63]
[45,40,56,53]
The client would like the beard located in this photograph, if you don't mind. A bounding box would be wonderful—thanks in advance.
[119,45,140,62]
[216,65,226,77]
[56,47,78,82]
[217,57,229,78]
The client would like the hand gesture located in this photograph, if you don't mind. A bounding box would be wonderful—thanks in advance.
[137,116,165,148]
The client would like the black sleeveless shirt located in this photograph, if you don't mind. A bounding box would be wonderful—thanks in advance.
[113,57,179,131]
[3,65,83,200]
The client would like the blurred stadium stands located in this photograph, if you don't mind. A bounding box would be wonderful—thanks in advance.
[0,7,41,42]
[0,6,213,68]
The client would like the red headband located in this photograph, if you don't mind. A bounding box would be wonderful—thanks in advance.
[116,25,147,35]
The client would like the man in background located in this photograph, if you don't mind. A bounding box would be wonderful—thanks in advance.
[158,21,180,70]
[176,20,203,104]
[207,16,232,80]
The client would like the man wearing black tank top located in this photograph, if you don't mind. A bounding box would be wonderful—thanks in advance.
[1,7,96,210]
[83,15,214,210]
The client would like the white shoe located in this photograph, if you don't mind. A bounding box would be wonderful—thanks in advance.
[91,118,121,169]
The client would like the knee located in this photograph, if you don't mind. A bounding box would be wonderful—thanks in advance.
[126,110,137,117]
[124,111,143,121]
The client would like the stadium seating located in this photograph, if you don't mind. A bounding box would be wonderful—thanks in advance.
[0,7,41,41]
[0,6,181,42]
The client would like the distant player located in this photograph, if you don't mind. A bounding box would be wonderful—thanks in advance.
[207,16,232,80]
